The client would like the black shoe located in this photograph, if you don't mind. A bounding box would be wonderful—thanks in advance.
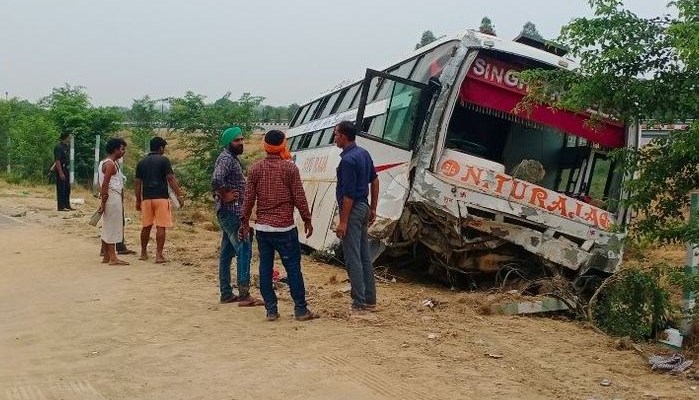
[117,249,137,255]
[220,294,240,304]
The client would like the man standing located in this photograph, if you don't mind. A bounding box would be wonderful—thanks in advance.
[212,126,263,306]
[333,121,380,312]
[240,130,318,322]
[98,138,129,265]
[53,132,72,211]
[134,136,185,263]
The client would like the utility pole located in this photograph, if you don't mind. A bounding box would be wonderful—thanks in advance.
[681,191,699,335]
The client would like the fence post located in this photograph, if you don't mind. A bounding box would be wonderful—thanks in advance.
[6,136,10,174]
[69,135,75,185]
[681,191,699,335]
[93,134,100,193]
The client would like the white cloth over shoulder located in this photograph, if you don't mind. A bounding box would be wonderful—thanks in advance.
[98,158,125,244]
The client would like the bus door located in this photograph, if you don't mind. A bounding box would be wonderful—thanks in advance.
[355,69,436,151]
[352,69,438,251]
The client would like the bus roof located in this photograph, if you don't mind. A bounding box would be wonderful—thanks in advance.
[297,29,577,107]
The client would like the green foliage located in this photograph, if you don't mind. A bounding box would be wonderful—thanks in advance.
[39,84,123,183]
[521,21,543,40]
[0,99,58,182]
[166,91,263,200]
[415,30,438,50]
[592,268,671,340]
[129,96,160,157]
[479,17,496,36]
[518,0,699,244]
[256,104,298,123]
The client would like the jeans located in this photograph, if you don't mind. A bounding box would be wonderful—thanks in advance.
[217,209,252,298]
[342,202,376,309]
[256,228,308,317]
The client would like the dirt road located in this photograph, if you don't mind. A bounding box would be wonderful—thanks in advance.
[0,183,695,400]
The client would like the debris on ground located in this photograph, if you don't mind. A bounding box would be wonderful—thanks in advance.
[421,297,445,309]
[488,296,569,315]
[648,354,694,373]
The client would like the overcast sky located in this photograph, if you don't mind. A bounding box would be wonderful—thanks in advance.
[1,0,670,107]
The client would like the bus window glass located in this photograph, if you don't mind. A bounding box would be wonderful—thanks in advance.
[381,82,422,148]
[299,131,315,149]
[366,76,384,103]
[410,42,456,83]
[348,82,365,109]
[288,136,298,150]
[317,128,333,146]
[367,114,387,138]
[291,105,309,127]
[371,58,420,103]
[309,130,323,148]
[291,134,304,150]
[389,57,419,79]
[312,96,330,120]
[300,102,319,125]
[336,84,360,113]
[318,91,342,119]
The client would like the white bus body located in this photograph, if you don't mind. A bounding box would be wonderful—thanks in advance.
[286,30,636,282]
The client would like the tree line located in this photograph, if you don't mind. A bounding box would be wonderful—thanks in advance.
[0,87,298,190]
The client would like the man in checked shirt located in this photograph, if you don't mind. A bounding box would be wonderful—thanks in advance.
[211,126,263,306]
[240,130,319,321]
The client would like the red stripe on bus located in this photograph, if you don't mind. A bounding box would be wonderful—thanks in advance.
[375,162,404,173]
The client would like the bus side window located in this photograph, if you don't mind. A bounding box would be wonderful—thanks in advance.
[288,136,298,150]
[367,114,387,138]
[335,83,361,114]
[300,102,320,125]
[410,43,456,83]
[291,105,310,127]
[311,96,330,121]
[317,128,333,147]
[291,135,304,151]
[318,91,343,119]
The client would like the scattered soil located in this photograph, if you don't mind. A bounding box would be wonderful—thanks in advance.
[1,176,697,399]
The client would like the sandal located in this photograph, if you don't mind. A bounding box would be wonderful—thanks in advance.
[295,311,320,321]
[238,297,265,307]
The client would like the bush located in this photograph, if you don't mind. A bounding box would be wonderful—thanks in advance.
[591,267,672,340]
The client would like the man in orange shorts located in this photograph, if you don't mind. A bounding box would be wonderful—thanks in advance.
[134,137,185,263]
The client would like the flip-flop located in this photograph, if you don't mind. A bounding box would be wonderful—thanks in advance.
[109,260,130,265]
[154,258,169,264]
[238,298,265,307]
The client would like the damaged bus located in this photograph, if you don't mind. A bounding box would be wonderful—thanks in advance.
[286,30,636,289]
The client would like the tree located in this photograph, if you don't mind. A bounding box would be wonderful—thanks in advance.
[129,96,159,156]
[166,91,263,200]
[39,85,122,182]
[521,21,543,40]
[0,99,58,181]
[415,30,438,50]
[479,17,496,36]
[519,0,698,244]
[518,0,699,336]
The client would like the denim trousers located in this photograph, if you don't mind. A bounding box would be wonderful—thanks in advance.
[341,202,376,309]
[256,228,309,317]
[217,209,252,298]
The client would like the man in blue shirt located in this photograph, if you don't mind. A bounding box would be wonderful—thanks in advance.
[334,120,380,312]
